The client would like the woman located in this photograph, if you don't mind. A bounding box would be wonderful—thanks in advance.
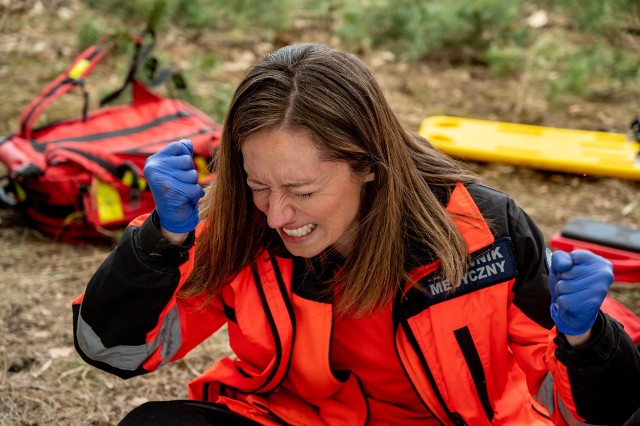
[72,44,640,425]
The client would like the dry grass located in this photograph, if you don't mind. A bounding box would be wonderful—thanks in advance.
[1,1,639,425]
[0,209,232,425]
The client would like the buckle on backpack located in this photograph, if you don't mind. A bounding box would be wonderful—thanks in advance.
[13,163,43,183]
[117,163,142,208]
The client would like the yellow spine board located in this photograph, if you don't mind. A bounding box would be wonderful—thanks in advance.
[418,116,640,180]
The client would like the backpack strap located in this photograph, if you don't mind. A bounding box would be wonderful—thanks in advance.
[100,29,192,107]
[99,29,158,107]
[17,34,115,140]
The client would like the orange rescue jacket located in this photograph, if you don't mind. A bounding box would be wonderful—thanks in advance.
[73,183,640,426]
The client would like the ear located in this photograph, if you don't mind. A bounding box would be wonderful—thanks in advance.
[364,171,375,183]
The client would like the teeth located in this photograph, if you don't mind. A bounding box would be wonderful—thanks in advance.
[282,224,317,237]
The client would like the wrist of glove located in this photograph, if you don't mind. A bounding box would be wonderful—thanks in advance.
[157,208,201,235]
[548,250,614,336]
[143,140,205,234]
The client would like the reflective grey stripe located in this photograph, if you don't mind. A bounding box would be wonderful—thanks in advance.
[157,305,182,368]
[557,398,593,426]
[534,373,555,415]
[76,305,182,371]
[535,372,592,426]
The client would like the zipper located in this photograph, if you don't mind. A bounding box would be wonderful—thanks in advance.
[45,147,142,204]
[454,326,494,422]
[31,110,192,152]
[49,147,121,178]
[118,127,212,154]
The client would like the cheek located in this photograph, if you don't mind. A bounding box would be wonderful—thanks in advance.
[342,189,365,222]
[252,194,269,214]
[325,192,362,228]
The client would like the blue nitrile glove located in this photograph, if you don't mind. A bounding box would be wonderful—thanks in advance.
[548,250,614,336]
[143,140,205,234]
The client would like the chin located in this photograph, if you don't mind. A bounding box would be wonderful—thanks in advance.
[288,249,322,259]
[284,244,325,259]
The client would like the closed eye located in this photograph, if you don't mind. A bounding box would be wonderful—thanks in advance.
[296,193,313,199]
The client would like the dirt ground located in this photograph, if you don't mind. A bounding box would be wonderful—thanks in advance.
[1,2,639,425]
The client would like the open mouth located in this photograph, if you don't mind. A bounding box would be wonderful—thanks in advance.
[282,224,317,237]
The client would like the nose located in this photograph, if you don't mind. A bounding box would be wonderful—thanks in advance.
[266,193,295,229]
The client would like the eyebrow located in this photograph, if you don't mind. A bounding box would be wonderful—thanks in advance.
[246,177,319,189]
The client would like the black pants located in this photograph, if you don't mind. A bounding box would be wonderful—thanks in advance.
[623,404,640,426]
[118,400,263,426]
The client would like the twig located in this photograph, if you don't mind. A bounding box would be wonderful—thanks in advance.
[57,365,88,382]
[31,359,53,378]
[181,358,202,377]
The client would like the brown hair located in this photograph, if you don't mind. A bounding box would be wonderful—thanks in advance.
[182,44,477,315]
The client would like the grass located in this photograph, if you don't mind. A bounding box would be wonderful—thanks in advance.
[1,1,639,424]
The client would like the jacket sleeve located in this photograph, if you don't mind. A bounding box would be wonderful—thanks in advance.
[71,211,227,379]
[505,199,640,426]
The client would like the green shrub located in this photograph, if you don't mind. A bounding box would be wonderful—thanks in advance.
[485,44,525,77]
[487,28,640,100]
[530,0,640,97]
[77,0,640,103]
[80,0,297,35]
[76,18,106,49]
[334,0,526,60]
[80,0,157,23]
[538,0,640,34]
[205,81,236,123]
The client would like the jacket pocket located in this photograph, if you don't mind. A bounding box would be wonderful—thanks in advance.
[454,326,494,422]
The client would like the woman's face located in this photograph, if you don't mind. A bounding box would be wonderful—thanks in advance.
[241,128,373,258]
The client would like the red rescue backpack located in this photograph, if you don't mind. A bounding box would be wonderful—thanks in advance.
[0,31,220,244]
